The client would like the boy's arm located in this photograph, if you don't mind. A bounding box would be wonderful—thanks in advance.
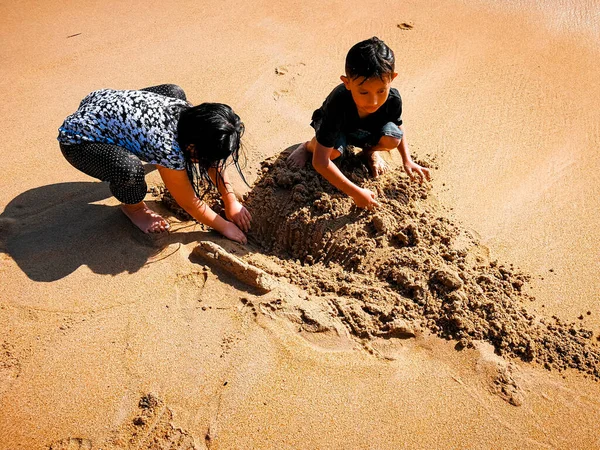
[156,166,247,243]
[207,167,252,232]
[397,125,431,183]
[312,141,380,209]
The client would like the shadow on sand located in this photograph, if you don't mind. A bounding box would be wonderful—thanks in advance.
[0,181,212,282]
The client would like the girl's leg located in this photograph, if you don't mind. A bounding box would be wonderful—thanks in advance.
[140,84,187,101]
[60,143,169,233]
[60,142,147,203]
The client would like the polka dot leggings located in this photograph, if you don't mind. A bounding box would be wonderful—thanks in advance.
[59,84,187,204]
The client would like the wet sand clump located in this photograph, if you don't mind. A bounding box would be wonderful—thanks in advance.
[192,240,276,293]
[244,151,600,378]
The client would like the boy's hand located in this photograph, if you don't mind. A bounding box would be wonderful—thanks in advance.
[220,221,247,244]
[352,187,380,209]
[403,160,431,183]
[224,199,252,233]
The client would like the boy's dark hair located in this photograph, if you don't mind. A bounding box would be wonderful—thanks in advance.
[177,103,247,197]
[345,36,395,82]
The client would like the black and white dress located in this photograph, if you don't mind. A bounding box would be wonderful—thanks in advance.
[57,84,190,204]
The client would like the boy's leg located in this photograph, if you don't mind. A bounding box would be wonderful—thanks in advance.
[288,117,345,169]
[60,143,169,233]
[287,137,344,169]
[140,84,187,101]
[363,123,403,177]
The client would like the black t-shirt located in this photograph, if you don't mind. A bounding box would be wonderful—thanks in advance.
[311,84,403,148]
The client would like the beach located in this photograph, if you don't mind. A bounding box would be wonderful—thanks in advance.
[1,0,600,448]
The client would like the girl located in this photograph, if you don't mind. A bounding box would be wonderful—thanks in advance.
[57,84,251,244]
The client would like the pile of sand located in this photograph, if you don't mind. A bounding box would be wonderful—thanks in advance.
[243,151,600,378]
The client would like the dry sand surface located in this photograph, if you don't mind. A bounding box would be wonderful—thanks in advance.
[1,0,600,448]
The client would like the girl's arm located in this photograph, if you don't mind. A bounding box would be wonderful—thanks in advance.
[397,125,431,183]
[156,166,247,244]
[312,142,380,209]
[207,167,252,233]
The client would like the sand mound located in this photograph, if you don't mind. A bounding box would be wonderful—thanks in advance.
[244,151,600,379]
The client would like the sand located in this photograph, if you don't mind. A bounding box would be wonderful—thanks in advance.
[244,151,600,380]
[2,0,600,448]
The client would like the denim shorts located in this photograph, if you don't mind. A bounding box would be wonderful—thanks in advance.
[313,121,404,156]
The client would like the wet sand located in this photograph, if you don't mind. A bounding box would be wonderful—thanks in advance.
[1,0,600,448]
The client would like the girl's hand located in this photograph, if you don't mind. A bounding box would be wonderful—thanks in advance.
[220,221,247,244]
[352,187,380,209]
[224,199,252,233]
[403,160,431,183]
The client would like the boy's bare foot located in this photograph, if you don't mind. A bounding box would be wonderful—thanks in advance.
[121,202,170,234]
[287,142,310,169]
[364,150,389,177]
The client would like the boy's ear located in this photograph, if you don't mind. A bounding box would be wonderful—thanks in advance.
[340,75,351,89]
[391,72,398,82]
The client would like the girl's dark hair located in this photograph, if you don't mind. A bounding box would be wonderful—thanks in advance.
[345,36,395,83]
[176,103,246,198]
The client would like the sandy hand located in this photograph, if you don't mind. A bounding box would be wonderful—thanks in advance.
[121,202,170,233]
[220,221,247,244]
[404,160,431,183]
[352,187,380,209]
[225,200,252,233]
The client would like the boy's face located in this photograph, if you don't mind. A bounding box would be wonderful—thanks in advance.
[341,73,398,116]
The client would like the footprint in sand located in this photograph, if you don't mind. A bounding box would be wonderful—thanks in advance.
[0,340,21,396]
[49,394,197,450]
[397,22,414,30]
[48,438,93,450]
[220,332,242,358]
[474,342,526,406]
[175,268,209,291]
[272,62,306,101]
[272,88,290,100]
[111,393,197,449]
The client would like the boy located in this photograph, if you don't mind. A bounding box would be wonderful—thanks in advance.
[288,37,430,209]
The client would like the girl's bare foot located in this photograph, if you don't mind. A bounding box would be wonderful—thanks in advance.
[364,150,389,177]
[287,142,310,169]
[120,202,170,233]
